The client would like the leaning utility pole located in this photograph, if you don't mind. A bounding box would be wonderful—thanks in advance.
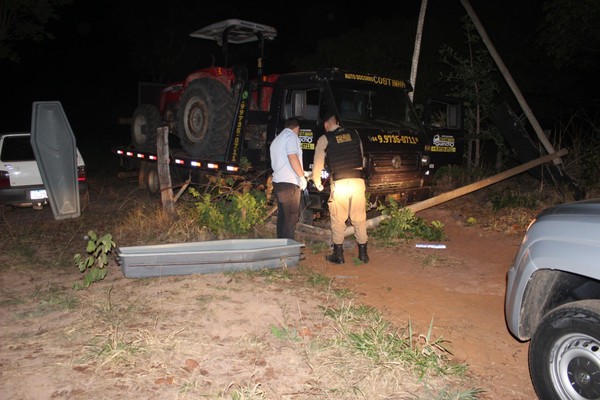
[459,0,561,165]
[409,0,428,101]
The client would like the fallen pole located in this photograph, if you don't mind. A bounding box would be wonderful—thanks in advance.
[344,148,569,237]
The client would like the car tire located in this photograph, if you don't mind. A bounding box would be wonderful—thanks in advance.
[529,300,600,400]
[131,104,161,151]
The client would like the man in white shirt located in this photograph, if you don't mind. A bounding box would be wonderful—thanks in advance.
[269,118,307,240]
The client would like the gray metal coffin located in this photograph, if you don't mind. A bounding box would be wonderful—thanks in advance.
[117,238,303,278]
[30,101,80,219]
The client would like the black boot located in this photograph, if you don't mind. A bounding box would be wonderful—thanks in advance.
[358,243,369,263]
[326,244,345,264]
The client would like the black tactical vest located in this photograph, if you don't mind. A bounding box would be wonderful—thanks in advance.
[325,128,363,181]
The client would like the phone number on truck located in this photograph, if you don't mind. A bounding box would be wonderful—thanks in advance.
[369,134,418,145]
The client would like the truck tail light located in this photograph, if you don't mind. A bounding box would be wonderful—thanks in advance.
[0,171,10,188]
[77,166,87,182]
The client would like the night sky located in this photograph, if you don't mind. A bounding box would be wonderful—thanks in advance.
[1,0,596,172]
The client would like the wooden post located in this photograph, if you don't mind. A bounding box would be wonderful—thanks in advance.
[157,126,175,219]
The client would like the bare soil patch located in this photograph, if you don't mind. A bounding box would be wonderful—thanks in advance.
[0,175,538,399]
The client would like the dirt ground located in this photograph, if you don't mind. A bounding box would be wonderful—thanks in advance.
[305,204,536,399]
[0,175,537,399]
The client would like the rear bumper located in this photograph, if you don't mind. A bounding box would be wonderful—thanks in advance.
[372,186,434,204]
[0,182,88,207]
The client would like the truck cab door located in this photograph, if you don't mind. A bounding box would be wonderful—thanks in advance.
[278,86,324,172]
[421,97,465,169]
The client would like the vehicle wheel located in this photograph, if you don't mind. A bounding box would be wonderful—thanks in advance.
[529,300,600,400]
[145,165,160,195]
[131,104,161,151]
[177,78,233,160]
[139,161,160,195]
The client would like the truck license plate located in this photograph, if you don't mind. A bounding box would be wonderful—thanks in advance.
[30,189,47,200]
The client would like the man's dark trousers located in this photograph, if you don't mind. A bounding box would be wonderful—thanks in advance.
[273,182,300,240]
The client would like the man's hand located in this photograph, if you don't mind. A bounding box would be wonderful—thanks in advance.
[314,181,324,191]
[299,176,307,190]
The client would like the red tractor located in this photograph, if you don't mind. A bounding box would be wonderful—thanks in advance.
[130,19,277,159]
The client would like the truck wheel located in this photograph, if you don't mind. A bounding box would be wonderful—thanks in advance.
[145,166,160,195]
[529,300,600,400]
[139,161,160,195]
[177,78,233,160]
[131,104,161,151]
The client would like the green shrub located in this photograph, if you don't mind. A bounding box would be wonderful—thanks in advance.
[372,199,447,244]
[73,231,116,290]
[189,187,267,236]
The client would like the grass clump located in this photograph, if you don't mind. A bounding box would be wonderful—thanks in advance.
[317,301,482,398]
[16,284,79,319]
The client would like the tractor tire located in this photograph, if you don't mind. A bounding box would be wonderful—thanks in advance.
[177,78,233,160]
[131,104,161,151]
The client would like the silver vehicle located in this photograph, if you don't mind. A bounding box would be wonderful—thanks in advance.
[505,198,600,400]
[0,132,87,210]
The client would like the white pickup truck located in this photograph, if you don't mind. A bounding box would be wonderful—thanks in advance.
[505,198,600,400]
[0,132,87,210]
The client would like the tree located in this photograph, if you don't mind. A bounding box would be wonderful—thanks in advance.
[439,16,501,169]
[537,0,600,70]
[0,0,73,62]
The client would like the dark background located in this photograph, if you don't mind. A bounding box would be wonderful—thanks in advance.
[2,0,597,174]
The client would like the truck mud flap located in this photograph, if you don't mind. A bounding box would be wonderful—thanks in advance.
[491,102,585,200]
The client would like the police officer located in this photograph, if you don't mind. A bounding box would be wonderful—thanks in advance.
[312,111,369,264]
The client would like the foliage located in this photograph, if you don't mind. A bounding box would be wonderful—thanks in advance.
[537,0,600,70]
[188,175,267,237]
[549,109,600,190]
[490,190,539,212]
[372,198,447,244]
[438,16,503,168]
[433,164,487,190]
[73,231,116,290]
[0,0,73,62]
[269,324,300,342]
